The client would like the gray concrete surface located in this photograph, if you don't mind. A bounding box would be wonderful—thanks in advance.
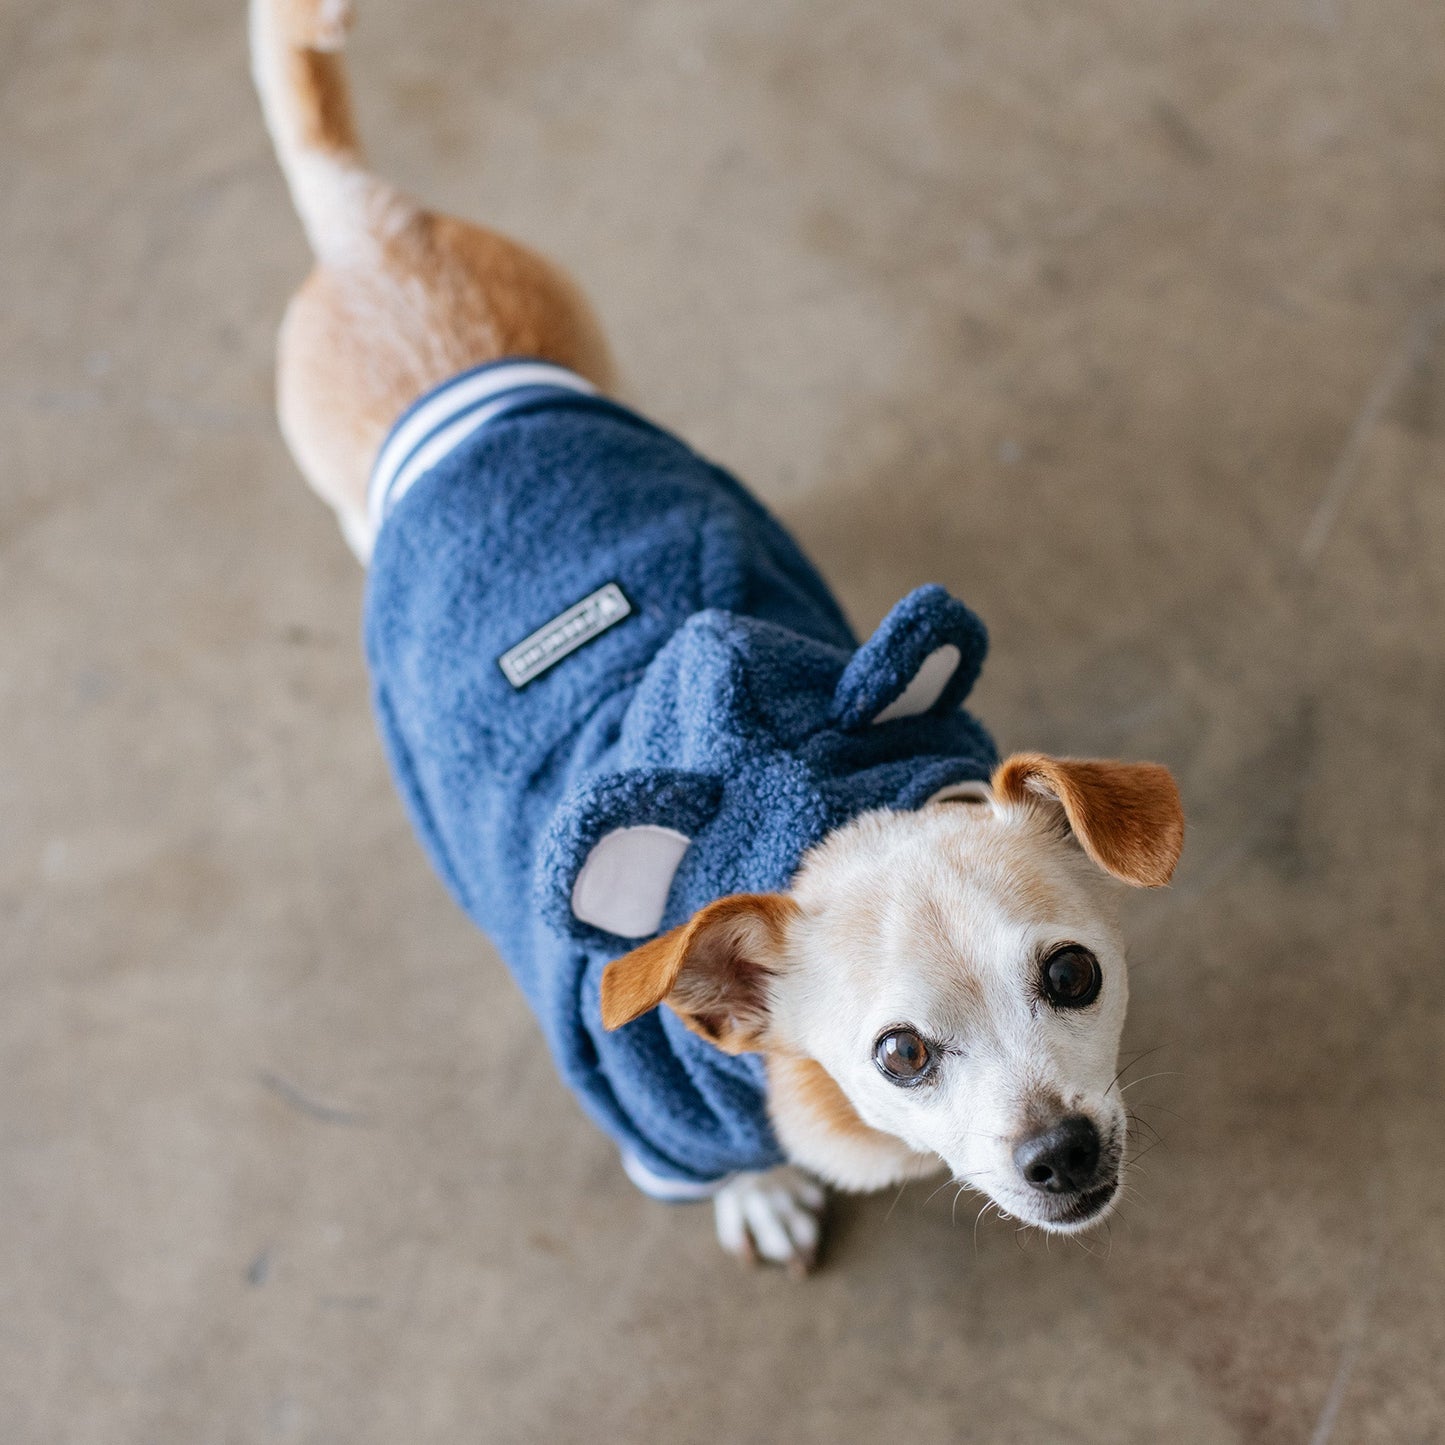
[4,0,1444,1440]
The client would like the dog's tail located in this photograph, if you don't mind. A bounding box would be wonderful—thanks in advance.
[249,0,412,261]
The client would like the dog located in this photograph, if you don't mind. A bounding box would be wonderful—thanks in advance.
[251,0,1184,1273]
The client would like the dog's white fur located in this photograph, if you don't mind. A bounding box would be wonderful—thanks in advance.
[770,798,1130,1226]
[251,0,1182,1271]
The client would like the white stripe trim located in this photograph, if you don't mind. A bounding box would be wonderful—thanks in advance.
[620,1150,729,1202]
[368,361,597,530]
[374,392,542,528]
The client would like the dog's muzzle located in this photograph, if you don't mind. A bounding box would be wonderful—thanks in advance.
[1012,1114,1119,1225]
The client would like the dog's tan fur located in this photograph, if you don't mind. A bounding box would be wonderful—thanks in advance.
[767,1055,930,1189]
[254,0,1185,1270]
[993,754,1184,889]
[251,0,611,555]
[600,893,799,1053]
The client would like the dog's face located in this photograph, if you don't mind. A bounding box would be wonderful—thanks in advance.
[601,755,1183,1234]
[775,794,1134,1231]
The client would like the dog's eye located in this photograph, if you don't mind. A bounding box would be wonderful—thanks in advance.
[873,1027,937,1086]
[1041,946,1102,1009]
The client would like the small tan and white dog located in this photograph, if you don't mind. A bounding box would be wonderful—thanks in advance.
[252,0,1184,1272]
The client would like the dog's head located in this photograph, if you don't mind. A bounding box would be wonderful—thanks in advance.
[601,753,1183,1233]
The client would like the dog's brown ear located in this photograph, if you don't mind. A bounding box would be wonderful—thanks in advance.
[600,893,797,1053]
[993,753,1184,887]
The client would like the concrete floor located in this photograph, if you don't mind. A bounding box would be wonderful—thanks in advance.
[4,0,1444,1439]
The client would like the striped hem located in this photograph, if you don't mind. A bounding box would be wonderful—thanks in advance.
[367,359,599,532]
[620,1150,730,1203]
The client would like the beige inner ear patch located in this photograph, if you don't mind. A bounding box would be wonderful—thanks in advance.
[570,825,692,938]
[925,779,993,807]
[873,643,960,723]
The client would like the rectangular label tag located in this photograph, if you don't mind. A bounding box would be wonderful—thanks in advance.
[497,582,633,689]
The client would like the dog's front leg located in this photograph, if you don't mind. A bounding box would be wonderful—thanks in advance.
[713,1166,826,1276]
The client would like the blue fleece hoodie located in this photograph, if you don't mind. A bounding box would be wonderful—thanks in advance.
[364,360,997,1198]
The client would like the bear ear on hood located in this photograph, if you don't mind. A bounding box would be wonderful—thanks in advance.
[831,585,989,730]
[535,768,723,944]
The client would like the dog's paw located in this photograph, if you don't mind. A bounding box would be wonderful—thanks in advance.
[713,1166,826,1276]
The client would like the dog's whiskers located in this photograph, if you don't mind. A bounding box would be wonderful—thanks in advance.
[1104,1044,1169,1099]
[1117,1070,1181,1095]
[1125,1135,1166,1168]
[972,1198,1001,1254]
[882,1178,910,1223]
[922,1174,960,1209]
[1128,1099,1187,1124]
[1124,1111,1163,1149]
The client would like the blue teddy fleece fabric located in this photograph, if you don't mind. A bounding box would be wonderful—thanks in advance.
[364,360,997,1198]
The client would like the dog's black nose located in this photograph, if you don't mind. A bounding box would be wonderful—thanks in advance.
[1013,1115,1101,1194]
